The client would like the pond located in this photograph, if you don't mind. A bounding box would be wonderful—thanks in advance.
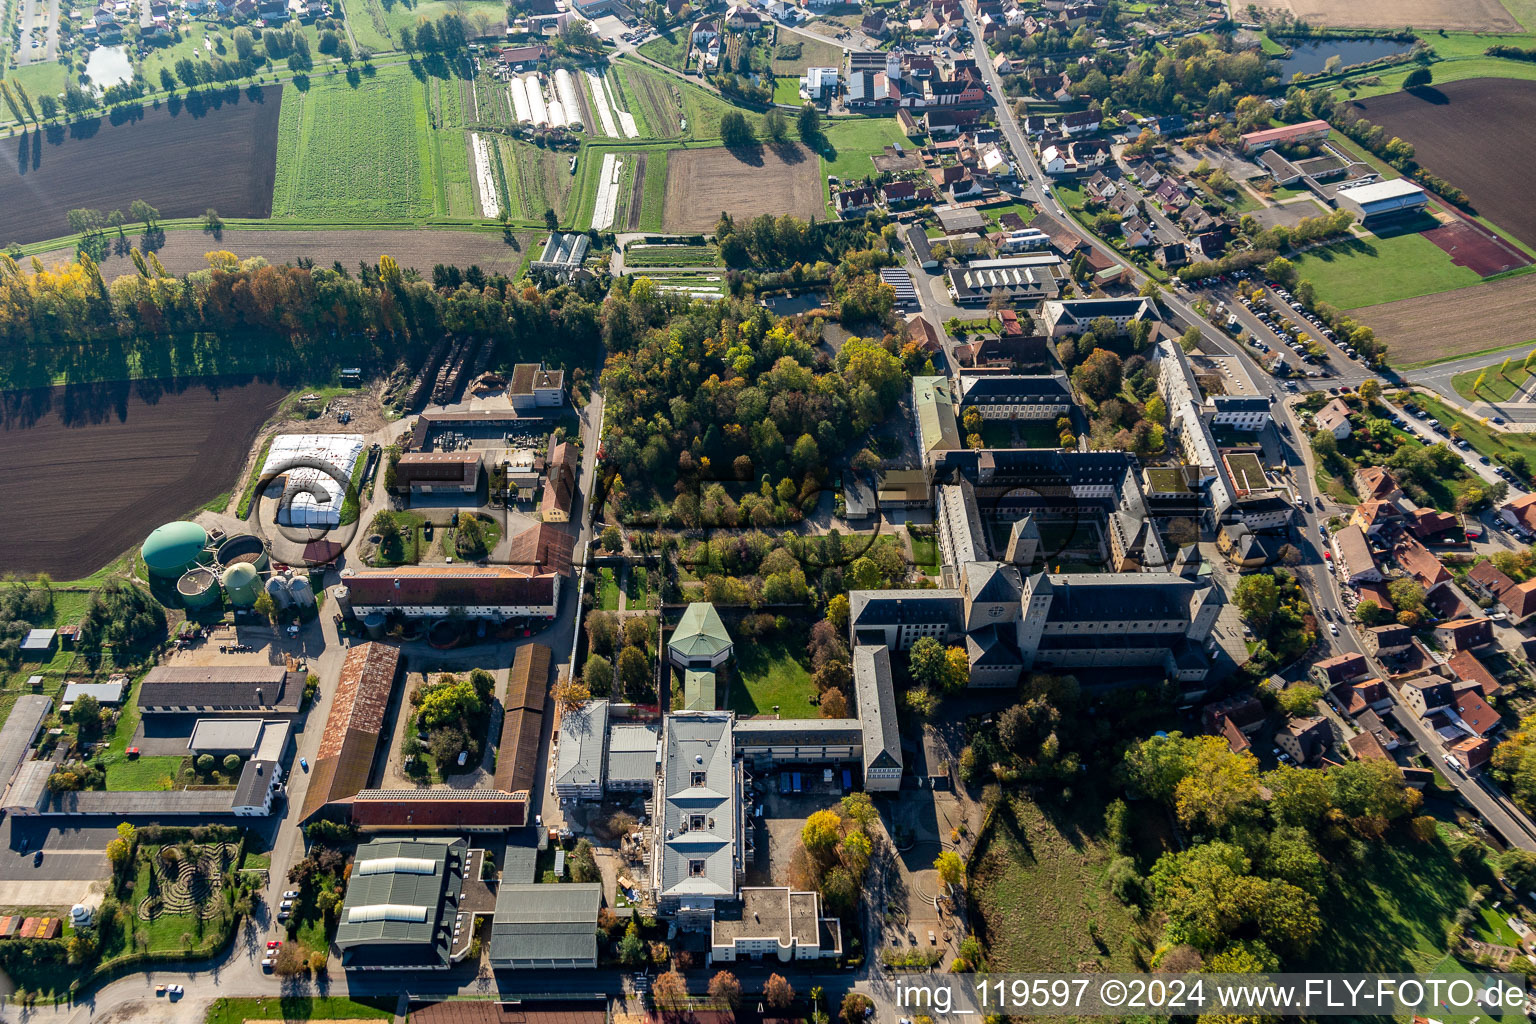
[85,44,133,88]
[1273,37,1410,76]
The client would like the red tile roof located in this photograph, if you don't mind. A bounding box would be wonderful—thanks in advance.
[1448,649,1500,696]
[345,566,557,610]
[1453,690,1501,737]
[1436,617,1493,651]
[1392,537,1451,590]
[1450,735,1493,770]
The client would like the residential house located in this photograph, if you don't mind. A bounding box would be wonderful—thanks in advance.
[1501,493,1536,538]
[1392,536,1451,593]
[1120,217,1158,249]
[1061,109,1099,135]
[1275,716,1332,766]
[1449,735,1493,771]
[1309,652,1368,687]
[1314,398,1352,439]
[1450,689,1501,739]
[541,441,577,522]
[835,186,878,218]
[1349,500,1404,539]
[881,179,921,208]
[1354,466,1403,502]
[1362,623,1412,658]
[1408,507,1459,542]
[1433,617,1493,654]
[1202,695,1265,753]
[1447,649,1500,697]
[1357,708,1401,751]
[1401,676,1455,718]
[860,10,887,36]
[1347,729,1392,762]
[800,66,839,100]
[1155,242,1188,268]
[1466,560,1536,622]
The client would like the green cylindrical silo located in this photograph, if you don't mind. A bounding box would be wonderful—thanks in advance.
[176,567,220,609]
[222,562,261,607]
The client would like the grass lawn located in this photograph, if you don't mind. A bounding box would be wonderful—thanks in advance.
[1414,392,1536,468]
[1304,830,1471,973]
[972,794,1150,972]
[772,76,804,105]
[980,200,1036,228]
[3,59,70,100]
[637,30,689,69]
[596,567,621,611]
[106,755,182,791]
[1451,356,1536,402]
[909,534,940,575]
[770,28,844,74]
[728,634,818,718]
[818,117,909,181]
[1339,54,1536,100]
[1473,903,1526,947]
[1291,227,1484,309]
[205,997,395,1024]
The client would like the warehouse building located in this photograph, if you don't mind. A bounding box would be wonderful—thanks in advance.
[489,883,601,970]
[1333,178,1429,223]
[394,453,482,494]
[334,837,471,971]
[299,643,401,824]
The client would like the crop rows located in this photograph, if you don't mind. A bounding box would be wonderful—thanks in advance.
[625,244,720,267]
[272,73,431,220]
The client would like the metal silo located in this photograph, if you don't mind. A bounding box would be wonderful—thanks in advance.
[222,562,261,607]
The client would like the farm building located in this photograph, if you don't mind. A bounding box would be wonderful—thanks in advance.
[342,565,561,621]
[532,233,590,278]
[298,642,401,825]
[261,434,366,527]
[19,630,56,658]
[138,665,304,715]
[509,363,566,411]
[1333,179,1429,223]
[60,681,124,711]
[800,66,839,100]
[395,452,482,494]
[1239,119,1330,153]
[142,521,210,578]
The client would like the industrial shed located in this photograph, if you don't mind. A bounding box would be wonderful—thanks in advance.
[298,642,400,823]
[489,883,601,970]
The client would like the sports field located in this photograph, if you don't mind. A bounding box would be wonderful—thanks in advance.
[1290,225,1483,308]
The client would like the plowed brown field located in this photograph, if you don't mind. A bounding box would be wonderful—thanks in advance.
[1355,272,1536,365]
[0,86,282,246]
[0,379,286,577]
[662,144,822,232]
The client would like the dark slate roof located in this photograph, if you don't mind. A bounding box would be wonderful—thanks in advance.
[960,374,1072,403]
[1213,395,1271,411]
[966,623,1023,667]
[138,666,300,712]
[1043,574,1200,622]
[853,646,902,772]
[964,561,1022,604]
[490,883,600,965]
[849,590,963,630]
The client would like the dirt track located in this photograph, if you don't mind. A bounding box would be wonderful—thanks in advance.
[662,143,823,232]
[0,85,282,246]
[1356,272,1536,366]
[31,227,536,278]
[0,379,286,578]
[1349,80,1536,249]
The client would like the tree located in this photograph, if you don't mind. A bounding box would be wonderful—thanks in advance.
[70,694,101,730]
[129,199,159,228]
[934,849,964,888]
[1358,378,1382,402]
[222,753,242,774]
[797,102,821,143]
[1072,348,1122,401]
[720,110,756,147]
[820,687,848,718]
[841,992,874,1024]
[196,754,215,774]
[569,839,600,882]
[1180,325,1202,354]
[106,837,130,868]
[544,208,559,232]
[1403,65,1433,89]
[827,593,850,631]
[1277,684,1322,717]
[618,646,650,698]
[582,654,613,694]
[653,969,688,1008]
[803,809,841,854]
[619,921,646,964]
[601,524,623,552]
[252,591,277,625]
[708,970,742,1009]
[1233,573,1280,632]
[908,636,948,689]
[765,973,795,1010]
[764,107,788,143]
[202,208,224,237]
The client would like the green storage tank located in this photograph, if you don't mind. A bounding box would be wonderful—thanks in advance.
[142,521,209,579]
[222,562,261,607]
[176,567,220,610]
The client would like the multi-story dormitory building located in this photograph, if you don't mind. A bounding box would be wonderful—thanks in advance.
[849,552,1222,686]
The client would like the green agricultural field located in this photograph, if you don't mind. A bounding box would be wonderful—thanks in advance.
[497,137,577,223]
[819,116,909,180]
[1339,54,1536,99]
[206,997,395,1024]
[624,244,720,267]
[378,0,507,44]
[272,67,439,220]
[425,76,475,217]
[1290,227,1483,308]
[638,148,668,232]
[335,0,394,52]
